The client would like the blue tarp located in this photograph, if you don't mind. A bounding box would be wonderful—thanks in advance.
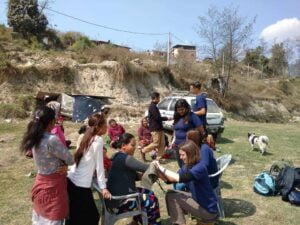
[72,96,104,122]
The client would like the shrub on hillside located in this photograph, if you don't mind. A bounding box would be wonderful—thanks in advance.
[0,24,12,41]
[30,36,44,50]
[278,80,294,96]
[83,45,132,63]
[71,36,95,51]
[18,95,35,111]
[0,103,28,119]
[43,29,64,49]
[60,31,85,48]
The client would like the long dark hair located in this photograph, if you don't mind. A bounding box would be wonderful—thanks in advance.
[111,133,134,149]
[173,99,192,124]
[20,106,56,153]
[75,113,106,166]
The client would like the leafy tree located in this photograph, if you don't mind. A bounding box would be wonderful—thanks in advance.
[244,47,263,68]
[7,0,48,38]
[243,46,272,76]
[270,43,288,76]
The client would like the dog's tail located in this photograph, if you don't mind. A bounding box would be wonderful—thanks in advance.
[261,136,269,145]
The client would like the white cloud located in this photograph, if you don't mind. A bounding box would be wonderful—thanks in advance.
[260,18,300,43]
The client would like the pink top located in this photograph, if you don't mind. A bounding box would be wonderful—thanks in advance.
[108,124,125,142]
[51,125,67,147]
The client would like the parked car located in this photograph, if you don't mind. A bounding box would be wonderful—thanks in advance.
[149,94,225,139]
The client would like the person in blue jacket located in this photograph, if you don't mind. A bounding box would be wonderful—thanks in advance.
[173,99,204,167]
[174,130,219,191]
[187,130,219,188]
[156,140,219,225]
[190,81,207,131]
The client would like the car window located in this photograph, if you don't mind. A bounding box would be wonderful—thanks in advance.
[207,100,221,113]
[158,98,172,110]
[169,99,179,111]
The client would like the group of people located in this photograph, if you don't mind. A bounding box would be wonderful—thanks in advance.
[21,81,220,225]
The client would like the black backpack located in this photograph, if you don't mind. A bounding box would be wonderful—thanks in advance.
[276,166,300,201]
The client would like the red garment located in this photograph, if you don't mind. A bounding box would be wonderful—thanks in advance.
[104,156,111,172]
[108,124,125,142]
[32,173,68,220]
[138,125,152,142]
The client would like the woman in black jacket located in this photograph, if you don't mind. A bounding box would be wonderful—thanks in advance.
[107,133,161,225]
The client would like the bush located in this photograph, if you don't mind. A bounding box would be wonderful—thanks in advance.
[43,29,64,49]
[0,103,28,119]
[0,49,9,71]
[18,95,35,111]
[0,24,12,41]
[30,36,44,50]
[278,80,294,96]
[60,31,84,48]
[71,36,95,51]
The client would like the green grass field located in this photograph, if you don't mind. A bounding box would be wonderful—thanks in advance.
[0,119,299,225]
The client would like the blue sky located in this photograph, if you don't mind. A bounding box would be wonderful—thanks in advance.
[1,0,300,53]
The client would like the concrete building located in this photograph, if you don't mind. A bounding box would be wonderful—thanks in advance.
[149,50,167,58]
[172,45,196,61]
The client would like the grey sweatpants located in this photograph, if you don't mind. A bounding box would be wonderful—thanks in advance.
[165,190,218,224]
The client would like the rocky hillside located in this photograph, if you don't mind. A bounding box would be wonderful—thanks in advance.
[0,30,300,123]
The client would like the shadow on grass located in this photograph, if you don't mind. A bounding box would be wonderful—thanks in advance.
[229,158,236,166]
[161,218,171,225]
[218,137,234,144]
[68,146,77,151]
[220,180,233,189]
[216,221,238,225]
[223,198,256,218]
[251,148,274,156]
[161,215,239,225]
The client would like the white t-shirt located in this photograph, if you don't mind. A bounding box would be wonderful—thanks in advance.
[68,136,106,189]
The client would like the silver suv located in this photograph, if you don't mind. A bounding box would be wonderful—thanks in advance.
[157,94,225,139]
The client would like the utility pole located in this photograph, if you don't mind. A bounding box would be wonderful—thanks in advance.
[221,52,225,76]
[247,63,250,78]
[167,32,171,66]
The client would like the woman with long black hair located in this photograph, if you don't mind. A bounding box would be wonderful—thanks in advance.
[21,106,74,225]
[66,113,111,225]
[173,99,204,167]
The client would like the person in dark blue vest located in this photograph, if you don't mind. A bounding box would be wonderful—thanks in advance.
[174,130,219,191]
[155,140,219,225]
[173,99,204,168]
[190,81,207,132]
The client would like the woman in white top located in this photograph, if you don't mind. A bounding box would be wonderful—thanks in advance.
[66,113,111,225]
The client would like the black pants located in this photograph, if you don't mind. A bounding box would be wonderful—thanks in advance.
[66,178,99,225]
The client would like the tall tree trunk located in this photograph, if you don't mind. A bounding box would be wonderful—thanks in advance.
[224,59,232,97]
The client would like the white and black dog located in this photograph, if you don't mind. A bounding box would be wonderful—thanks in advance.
[248,133,269,155]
